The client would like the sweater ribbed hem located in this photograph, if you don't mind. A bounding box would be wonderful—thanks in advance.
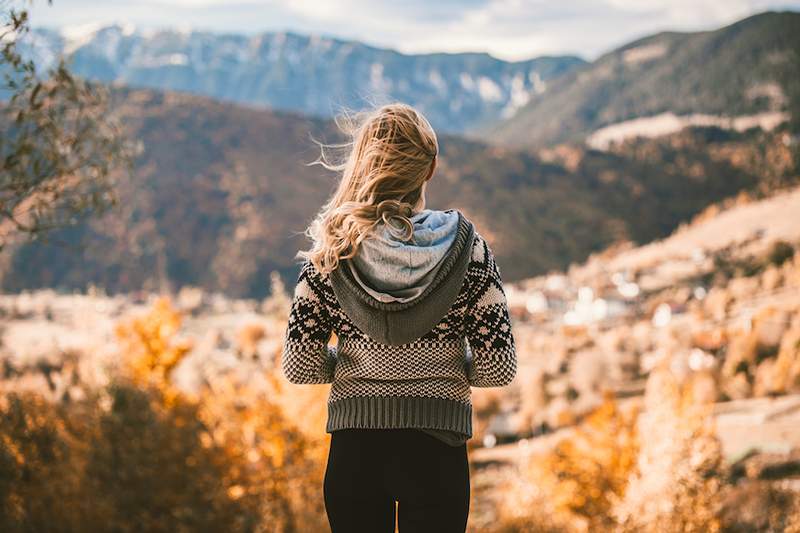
[326,395,473,437]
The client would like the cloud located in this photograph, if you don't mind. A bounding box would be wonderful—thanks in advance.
[27,0,800,61]
[396,0,800,59]
[144,0,272,5]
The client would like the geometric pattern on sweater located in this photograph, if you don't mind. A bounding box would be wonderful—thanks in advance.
[330,337,471,402]
[280,230,517,438]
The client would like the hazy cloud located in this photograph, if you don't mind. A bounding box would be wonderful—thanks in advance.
[26,0,800,60]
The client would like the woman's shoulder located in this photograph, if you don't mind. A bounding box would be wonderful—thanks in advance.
[468,228,494,266]
[450,210,491,260]
[293,258,334,298]
[464,228,504,295]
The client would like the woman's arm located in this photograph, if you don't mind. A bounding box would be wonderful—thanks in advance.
[280,260,337,384]
[463,234,517,387]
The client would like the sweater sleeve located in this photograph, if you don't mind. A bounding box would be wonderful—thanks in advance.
[280,259,337,384]
[463,234,517,387]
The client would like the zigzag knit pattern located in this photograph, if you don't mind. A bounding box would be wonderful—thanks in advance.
[281,232,517,438]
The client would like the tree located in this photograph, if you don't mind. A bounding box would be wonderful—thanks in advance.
[0,0,137,251]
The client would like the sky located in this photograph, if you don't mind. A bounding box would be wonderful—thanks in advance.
[26,0,800,61]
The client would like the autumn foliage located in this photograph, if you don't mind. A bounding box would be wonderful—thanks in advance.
[490,361,730,533]
[0,296,327,532]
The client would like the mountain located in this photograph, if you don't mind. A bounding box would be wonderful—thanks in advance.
[486,11,800,148]
[20,24,584,134]
[1,86,795,298]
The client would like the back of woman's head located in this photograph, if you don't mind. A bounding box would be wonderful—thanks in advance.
[297,102,439,275]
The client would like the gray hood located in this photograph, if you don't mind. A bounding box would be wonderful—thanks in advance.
[329,208,475,346]
[349,208,461,303]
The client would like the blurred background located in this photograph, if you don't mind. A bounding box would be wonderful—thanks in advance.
[1,1,800,531]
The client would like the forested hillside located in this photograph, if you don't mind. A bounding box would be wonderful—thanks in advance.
[1,86,795,297]
[487,11,800,148]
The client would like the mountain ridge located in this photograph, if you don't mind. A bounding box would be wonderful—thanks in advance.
[485,10,800,148]
[20,23,584,134]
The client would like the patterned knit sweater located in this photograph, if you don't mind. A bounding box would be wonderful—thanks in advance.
[280,225,517,441]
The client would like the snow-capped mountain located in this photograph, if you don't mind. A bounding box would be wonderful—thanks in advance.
[23,23,585,133]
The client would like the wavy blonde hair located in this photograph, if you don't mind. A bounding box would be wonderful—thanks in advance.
[297,102,439,276]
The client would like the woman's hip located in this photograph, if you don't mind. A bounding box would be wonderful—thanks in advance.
[324,428,469,498]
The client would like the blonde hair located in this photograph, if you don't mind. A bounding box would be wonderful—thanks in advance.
[297,102,439,276]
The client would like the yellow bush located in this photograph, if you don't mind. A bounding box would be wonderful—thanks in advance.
[0,384,267,532]
[496,360,725,533]
[614,362,724,533]
[0,296,329,532]
[0,393,83,531]
[237,322,266,358]
[530,392,639,530]
[494,392,640,532]
[114,296,193,404]
[113,296,328,531]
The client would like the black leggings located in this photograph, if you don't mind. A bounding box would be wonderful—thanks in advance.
[323,428,470,532]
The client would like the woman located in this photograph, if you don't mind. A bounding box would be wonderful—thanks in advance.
[281,102,517,532]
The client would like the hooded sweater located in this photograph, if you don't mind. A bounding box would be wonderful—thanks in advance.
[346,209,469,445]
[281,208,517,445]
